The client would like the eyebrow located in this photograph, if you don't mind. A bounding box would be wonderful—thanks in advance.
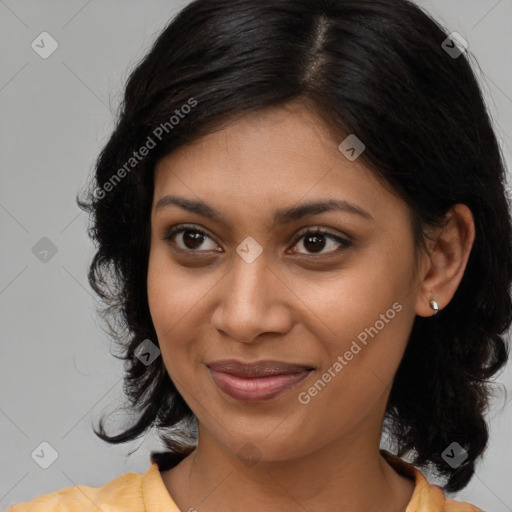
[154,194,373,227]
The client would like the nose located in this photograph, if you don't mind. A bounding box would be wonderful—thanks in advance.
[210,250,293,344]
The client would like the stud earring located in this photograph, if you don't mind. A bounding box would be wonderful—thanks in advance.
[429,299,439,315]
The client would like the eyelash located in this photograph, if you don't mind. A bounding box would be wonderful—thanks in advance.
[162,223,352,257]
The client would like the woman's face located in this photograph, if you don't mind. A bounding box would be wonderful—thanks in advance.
[148,102,425,462]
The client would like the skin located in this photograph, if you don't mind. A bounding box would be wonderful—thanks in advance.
[147,101,475,512]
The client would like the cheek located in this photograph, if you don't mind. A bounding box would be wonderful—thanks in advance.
[147,262,190,391]
[292,305,413,449]
[147,246,202,331]
[146,248,191,366]
[304,260,410,340]
[146,247,213,375]
[308,250,416,383]
[147,251,173,330]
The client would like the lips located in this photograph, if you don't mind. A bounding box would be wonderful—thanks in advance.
[206,359,313,402]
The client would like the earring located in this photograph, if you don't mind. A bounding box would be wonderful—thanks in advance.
[429,299,439,315]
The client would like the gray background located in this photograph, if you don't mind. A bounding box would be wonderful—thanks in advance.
[1,0,511,510]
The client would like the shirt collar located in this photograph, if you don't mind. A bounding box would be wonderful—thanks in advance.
[380,449,447,511]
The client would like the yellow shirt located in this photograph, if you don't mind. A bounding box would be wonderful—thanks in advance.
[6,450,484,511]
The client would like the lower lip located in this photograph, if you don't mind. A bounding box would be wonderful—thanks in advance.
[208,368,311,402]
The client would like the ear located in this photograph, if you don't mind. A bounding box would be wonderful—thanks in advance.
[415,204,475,317]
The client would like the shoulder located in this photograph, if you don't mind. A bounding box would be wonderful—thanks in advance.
[5,470,145,512]
[445,497,485,512]
[380,450,486,512]
[407,473,486,512]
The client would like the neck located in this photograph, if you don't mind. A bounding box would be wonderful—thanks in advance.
[162,422,414,512]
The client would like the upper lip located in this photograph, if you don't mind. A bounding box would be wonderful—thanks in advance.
[207,359,314,378]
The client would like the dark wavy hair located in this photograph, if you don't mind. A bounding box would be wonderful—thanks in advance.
[77,0,512,494]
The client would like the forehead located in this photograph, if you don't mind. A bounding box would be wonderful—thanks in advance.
[156,103,338,173]
[157,104,365,185]
[152,103,406,231]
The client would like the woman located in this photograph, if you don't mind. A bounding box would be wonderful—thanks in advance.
[8,0,511,510]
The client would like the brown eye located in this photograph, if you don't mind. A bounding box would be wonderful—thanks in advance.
[163,225,220,252]
[290,229,352,256]
[181,230,208,250]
